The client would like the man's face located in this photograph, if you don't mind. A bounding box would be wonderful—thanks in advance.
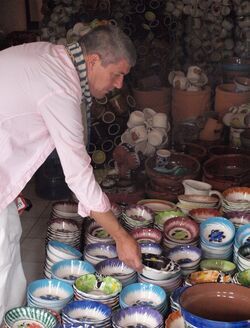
[86,54,131,99]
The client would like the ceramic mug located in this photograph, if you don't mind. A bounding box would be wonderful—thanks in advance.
[127,110,145,128]
[152,113,168,129]
[155,149,171,168]
[130,125,147,144]
[182,179,222,198]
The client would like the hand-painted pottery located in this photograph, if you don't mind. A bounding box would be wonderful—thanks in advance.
[200,259,236,275]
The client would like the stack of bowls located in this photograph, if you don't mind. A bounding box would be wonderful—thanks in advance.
[154,209,184,231]
[236,243,250,271]
[138,255,182,293]
[96,258,137,287]
[139,242,163,256]
[46,218,82,249]
[51,201,82,223]
[189,208,221,225]
[83,243,118,266]
[200,217,235,260]
[177,194,220,215]
[85,221,115,245]
[27,279,74,312]
[222,187,250,229]
[179,283,250,328]
[131,227,162,244]
[120,205,154,231]
[73,273,122,311]
[162,216,199,250]
[44,240,82,279]
[167,245,202,276]
[50,259,95,285]
[3,307,57,328]
[234,224,250,263]
[112,305,164,328]
[137,199,177,213]
[62,300,112,327]
[119,283,168,317]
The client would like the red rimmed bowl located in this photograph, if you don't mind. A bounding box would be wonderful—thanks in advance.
[131,227,162,244]
[163,217,199,244]
[223,187,250,203]
[189,208,222,223]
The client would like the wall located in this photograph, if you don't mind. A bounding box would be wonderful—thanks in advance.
[0,0,43,34]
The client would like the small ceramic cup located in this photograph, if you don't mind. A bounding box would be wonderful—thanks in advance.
[152,113,168,129]
[155,149,171,168]
[127,110,145,128]
[130,125,147,144]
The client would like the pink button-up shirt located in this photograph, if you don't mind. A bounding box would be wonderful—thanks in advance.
[0,42,110,216]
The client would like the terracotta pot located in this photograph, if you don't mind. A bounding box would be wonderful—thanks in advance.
[171,86,211,124]
[214,84,250,118]
[132,87,171,114]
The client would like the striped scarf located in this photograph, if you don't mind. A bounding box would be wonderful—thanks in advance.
[66,42,92,141]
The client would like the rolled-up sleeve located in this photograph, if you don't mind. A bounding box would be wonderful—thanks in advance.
[38,90,111,217]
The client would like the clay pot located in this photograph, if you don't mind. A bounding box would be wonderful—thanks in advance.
[215,84,250,118]
[132,87,171,114]
[171,86,211,124]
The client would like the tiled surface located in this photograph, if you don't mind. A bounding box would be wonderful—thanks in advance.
[20,178,52,284]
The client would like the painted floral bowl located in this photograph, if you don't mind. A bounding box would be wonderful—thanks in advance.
[167,245,202,268]
[139,242,163,256]
[84,243,117,266]
[163,216,199,243]
[124,205,154,223]
[200,259,236,275]
[131,227,162,244]
[188,208,221,223]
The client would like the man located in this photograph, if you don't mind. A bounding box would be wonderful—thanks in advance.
[0,25,142,319]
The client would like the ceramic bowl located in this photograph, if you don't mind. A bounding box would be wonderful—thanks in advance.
[199,217,235,247]
[48,218,79,233]
[238,243,250,268]
[237,269,250,287]
[165,311,185,328]
[47,240,82,260]
[179,283,250,327]
[139,242,163,256]
[131,227,162,244]
[87,221,114,243]
[62,299,112,323]
[112,305,163,328]
[52,201,79,218]
[226,211,250,227]
[119,282,167,309]
[155,209,184,227]
[187,270,232,285]
[4,307,57,328]
[235,224,250,249]
[142,254,181,281]
[124,205,154,223]
[163,216,199,243]
[167,245,202,268]
[178,195,220,208]
[189,208,221,223]
[74,273,122,299]
[223,187,250,203]
[51,260,95,284]
[200,259,236,275]
[84,243,117,265]
[137,199,177,212]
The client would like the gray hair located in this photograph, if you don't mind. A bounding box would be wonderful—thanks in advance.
[79,25,136,67]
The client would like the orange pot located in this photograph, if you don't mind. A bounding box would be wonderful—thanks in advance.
[215,84,250,118]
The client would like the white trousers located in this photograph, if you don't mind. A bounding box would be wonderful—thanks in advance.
[0,202,27,323]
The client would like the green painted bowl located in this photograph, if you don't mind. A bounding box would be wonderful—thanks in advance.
[237,269,250,287]
[200,259,236,275]
[4,306,57,328]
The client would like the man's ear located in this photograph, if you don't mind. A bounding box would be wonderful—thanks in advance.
[85,53,101,69]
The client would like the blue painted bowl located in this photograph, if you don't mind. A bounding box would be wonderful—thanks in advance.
[51,259,95,284]
[119,282,167,309]
[167,245,201,268]
[139,242,163,255]
[112,305,163,327]
[179,283,250,327]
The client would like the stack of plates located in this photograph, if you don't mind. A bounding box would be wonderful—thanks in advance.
[73,273,122,311]
[119,282,168,317]
[27,279,74,312]
[61,300,112,328]
[46,218,82,250]
[200,217,235,260]
[112,305,164,328]
[96,258,137,287]
[162,216,199,251]
[120,205,154,231]
[44,240,82,279]
[83,242,118,266]
[51,259,95,285]
[85,221,115,245]
[3,306,57,328]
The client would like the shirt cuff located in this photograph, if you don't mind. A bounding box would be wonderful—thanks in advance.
[77,192,111,217]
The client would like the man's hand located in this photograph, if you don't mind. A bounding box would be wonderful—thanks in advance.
[114,229,143,272]
[90,209,143,272]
